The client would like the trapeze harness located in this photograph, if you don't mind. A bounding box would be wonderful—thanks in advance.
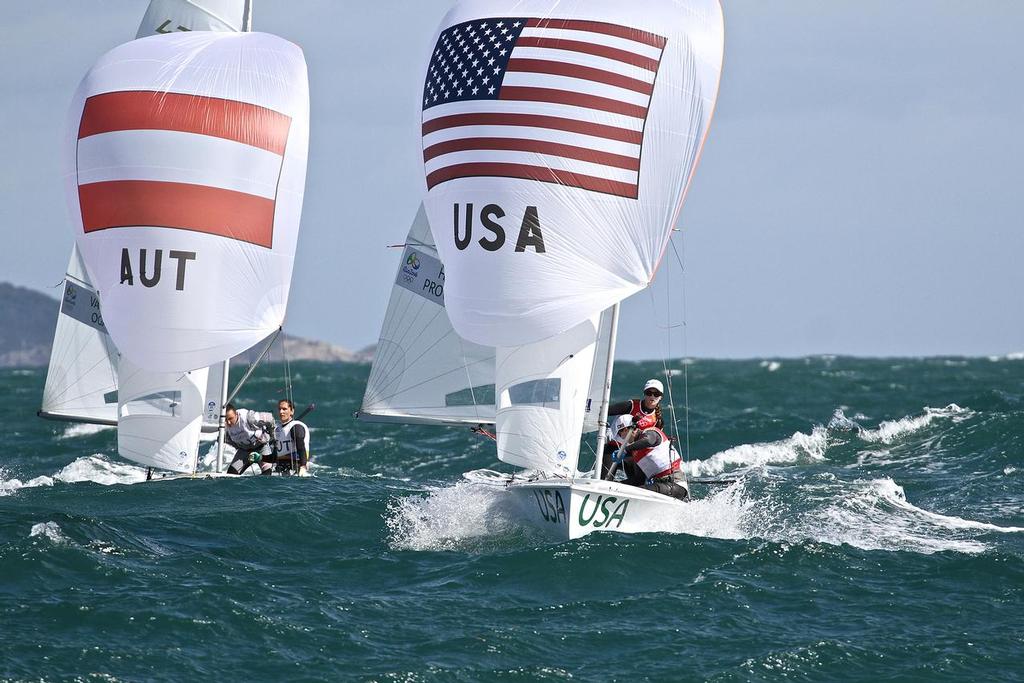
[274,420,309,473]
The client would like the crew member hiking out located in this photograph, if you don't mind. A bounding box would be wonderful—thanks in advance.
[223,403,276,475]
[274,399,310,477]
[601,378,665,478]
[609,414,688,501]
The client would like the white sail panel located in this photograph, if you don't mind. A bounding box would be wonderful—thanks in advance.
[582,306,615,434]
[117,358,208,472]
[40,246,120,425]
[360,204,496,426]
[137,0,252,36]
[495,316,601,475]
[420,1,725,346]
[65,32,309,372]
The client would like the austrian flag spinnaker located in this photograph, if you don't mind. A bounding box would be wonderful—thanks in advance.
[65,32,309,373]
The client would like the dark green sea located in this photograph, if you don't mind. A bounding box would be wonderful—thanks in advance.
[2,357,1022,682]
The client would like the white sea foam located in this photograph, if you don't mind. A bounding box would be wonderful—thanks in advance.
[856,404,969,444]
[0,470,55,496]
[59,422,115,440]
[759,360,781,372]
[53,455,148,486]
[29,521,69,545]
[385,480,518,551]
[988,351,1024,362]
[684,425,830,477]
[748,477,1023,555]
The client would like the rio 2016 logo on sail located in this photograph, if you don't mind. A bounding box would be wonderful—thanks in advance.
[401,252,421,284]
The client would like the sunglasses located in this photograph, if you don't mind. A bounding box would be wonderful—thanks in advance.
[644,389,662,397]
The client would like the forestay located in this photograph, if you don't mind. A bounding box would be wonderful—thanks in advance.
[117,357,208,473]
[65,31,310,372]
[360,204,496,426]
[137,0,253,36]
[40,245,119,425]
[420,0,725,347]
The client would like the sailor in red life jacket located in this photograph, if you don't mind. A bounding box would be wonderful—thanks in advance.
[609,414,689,501]
[600,379,665,479]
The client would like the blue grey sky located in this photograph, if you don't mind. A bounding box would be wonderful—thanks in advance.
[2,2,1021,359]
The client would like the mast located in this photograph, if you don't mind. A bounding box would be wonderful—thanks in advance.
[592,303,621,479]
[215,359,230,472]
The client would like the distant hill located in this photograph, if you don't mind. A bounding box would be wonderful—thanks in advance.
[0,282,372,368]
[0,283,60,367]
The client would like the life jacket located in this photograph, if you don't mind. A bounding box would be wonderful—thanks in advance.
[226,409,273,450]
[631,427,680,480]
[628,399,658,430]
[275,420,309,465]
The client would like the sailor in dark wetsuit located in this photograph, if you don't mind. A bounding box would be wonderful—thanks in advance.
[609,414,689,501]
[600,379,665,479]
[273,399,310,476]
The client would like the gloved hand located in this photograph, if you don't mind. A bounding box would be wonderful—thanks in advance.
[251,452,262,463]
[634,413,656,430]
[611,448,628,464]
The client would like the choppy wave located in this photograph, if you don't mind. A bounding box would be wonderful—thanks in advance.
[58,422,115,439]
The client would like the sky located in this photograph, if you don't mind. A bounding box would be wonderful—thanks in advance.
[1,1,1022,359]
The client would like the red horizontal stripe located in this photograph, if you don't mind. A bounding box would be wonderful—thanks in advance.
[426,162,637,198]
[506,58,653,95]
[526,18,667,49]
[515,36,660,72]
[423,137,640,171]
[78,91,291,155]
[501,86,648,118]
[423,112,642,145]
[79,180,275,248]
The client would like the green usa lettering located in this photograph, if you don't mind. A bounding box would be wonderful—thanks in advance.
[578,494,629,529]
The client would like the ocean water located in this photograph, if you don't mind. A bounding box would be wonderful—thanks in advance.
[2,357,1022,682]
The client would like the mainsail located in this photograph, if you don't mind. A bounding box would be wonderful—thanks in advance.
[359,204,496,426]
[137,0,253,36]
[39,245,119,425]
[418,1,724,475]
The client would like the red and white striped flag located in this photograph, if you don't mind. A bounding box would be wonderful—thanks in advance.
[76,90,292,249]
[421,17,666,199]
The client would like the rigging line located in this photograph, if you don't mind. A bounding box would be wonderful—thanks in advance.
[650,268,681,453]
[669,234,691,464]
[281,329,293,405]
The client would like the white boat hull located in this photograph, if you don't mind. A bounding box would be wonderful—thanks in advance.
[503,477,689,541]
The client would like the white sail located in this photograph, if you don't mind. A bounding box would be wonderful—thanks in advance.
[117,357,208,472]
[495,315,602,476]
[137,0,253,36]
[360,204,496,426]
[421,1,725,347]
[65,31,310,373]
[582,307,615,434]
[39,245,119,425]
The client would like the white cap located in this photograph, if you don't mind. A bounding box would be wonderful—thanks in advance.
[611,414,633,434]
[643,379,664,394]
